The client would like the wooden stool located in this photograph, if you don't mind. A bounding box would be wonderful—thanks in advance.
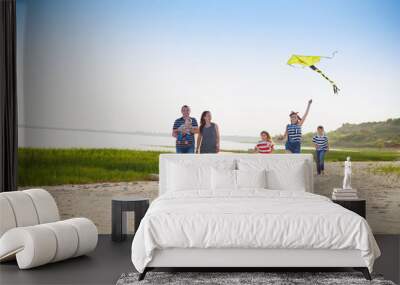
[111,197,149,242]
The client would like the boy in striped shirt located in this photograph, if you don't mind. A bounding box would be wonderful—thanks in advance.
[255,131,274,154]
[312,126,329,175]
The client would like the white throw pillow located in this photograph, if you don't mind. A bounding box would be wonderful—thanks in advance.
[238,158,307,191]
[211,168,237,191]
[236,169,267,189]
[165,159,237,193]
[266,164,306,191]
[166,162,211,191]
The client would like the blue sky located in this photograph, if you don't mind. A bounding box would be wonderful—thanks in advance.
[18,0,400,136]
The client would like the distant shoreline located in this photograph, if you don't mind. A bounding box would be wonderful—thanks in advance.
[19,120,400,150]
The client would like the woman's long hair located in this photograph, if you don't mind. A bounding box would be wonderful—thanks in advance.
[200,111,210,134]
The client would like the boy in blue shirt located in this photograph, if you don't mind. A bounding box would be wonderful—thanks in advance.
[312,126,329,175]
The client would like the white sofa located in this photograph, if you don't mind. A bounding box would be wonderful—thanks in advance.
[0,189,98,269]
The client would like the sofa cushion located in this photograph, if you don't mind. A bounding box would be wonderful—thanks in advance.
[1,192,39,227]
[42,221,79,262]
[63,218,98,257]
[0,196,17,237]
[24,189,60,224]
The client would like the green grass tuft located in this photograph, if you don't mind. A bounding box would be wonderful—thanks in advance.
[373,164,400,176]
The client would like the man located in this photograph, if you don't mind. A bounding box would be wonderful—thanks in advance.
[172,105,199,153]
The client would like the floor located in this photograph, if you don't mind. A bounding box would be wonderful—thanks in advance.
[1,235,399,285]
[0,236,134,285]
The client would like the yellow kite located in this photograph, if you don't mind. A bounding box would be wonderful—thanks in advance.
[287,53,340,94]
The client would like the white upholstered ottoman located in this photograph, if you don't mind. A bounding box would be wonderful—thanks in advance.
[0,189,98,269]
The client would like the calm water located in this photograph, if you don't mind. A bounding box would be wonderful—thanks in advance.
[19,127,284,152]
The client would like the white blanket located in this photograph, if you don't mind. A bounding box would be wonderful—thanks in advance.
[131,190,380,272]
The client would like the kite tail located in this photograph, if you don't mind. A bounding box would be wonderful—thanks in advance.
[309,65,340,94]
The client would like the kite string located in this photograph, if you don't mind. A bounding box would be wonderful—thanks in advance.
[321,50,338,60]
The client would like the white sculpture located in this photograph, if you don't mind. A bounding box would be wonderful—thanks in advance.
[342,156,352,189]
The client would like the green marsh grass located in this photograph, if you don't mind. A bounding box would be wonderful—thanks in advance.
[300,149,400,162]
[18,148,168,187]
[18,147,399,186]
[225,148,400,162]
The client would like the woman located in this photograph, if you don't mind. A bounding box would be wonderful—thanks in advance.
[284,99,312,153]
[196,111,220,153]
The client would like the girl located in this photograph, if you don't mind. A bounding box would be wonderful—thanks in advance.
[196,111,220,153]
[312,125,329,175]
[255,131,274,154]
[284,99,312,153]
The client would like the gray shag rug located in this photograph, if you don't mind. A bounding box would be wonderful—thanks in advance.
[116,272,396,285]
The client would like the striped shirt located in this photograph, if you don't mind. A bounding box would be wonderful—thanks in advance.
[312,134,329,150]
[173,117,198,148]
[256,140,274,154]
[287,124,302,142]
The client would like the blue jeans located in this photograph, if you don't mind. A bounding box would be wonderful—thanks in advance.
[285,141,301,153]
[176,144,195,154]
[316,149,326,174]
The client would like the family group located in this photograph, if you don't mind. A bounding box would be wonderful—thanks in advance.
[172,100,329,175]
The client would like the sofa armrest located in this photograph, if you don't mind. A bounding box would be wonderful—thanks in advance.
[0,218,98,269]
[0,225,57,269]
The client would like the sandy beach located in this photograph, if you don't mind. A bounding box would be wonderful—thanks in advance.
[20,161,400,234]
[314,161,400,234]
